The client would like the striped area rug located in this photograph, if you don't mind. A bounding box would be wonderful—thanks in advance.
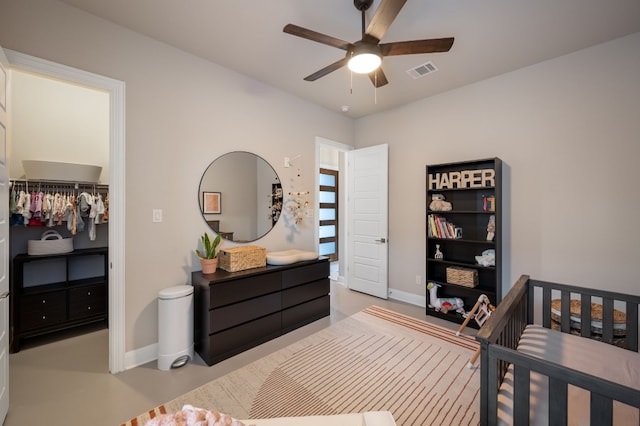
[121,306,480,426]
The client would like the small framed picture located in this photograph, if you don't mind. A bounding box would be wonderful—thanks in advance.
[202,192,221,214]
[454,228,463,239]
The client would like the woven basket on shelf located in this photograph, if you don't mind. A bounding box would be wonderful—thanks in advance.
[27,230,74,255]
[218,245,266,272]
[446,266,478,287]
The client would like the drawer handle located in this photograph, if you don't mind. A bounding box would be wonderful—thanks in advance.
[42,299,46,304]
[87,291,91,296]
[87,306,91,310]
[42,315,46,320]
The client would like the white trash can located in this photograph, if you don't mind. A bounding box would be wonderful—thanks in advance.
[158,285,194,370]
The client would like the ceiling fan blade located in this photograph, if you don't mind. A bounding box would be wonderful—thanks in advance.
[369,67,389,88]
[363,0,408,43]
[380,37,454,56]
[304,57,349,81]
[283,24,352,51]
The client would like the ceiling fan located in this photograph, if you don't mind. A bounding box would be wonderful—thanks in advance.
[283,0,454,88]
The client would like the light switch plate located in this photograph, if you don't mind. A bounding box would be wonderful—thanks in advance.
[152,209,163,223]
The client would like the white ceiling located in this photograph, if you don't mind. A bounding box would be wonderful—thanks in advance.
[57,0,640,118]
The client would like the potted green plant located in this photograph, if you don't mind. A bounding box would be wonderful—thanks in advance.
[196,232,222,273]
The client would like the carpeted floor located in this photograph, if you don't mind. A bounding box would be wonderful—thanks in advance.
[122,306,480,426]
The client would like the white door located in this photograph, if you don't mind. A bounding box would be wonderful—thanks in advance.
[346,144,389,299]
[0,44,10,422]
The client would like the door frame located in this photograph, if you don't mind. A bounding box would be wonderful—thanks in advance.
[6,50,126,373]
[315,137,352,284]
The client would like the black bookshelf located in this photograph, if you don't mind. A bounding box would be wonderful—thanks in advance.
[426,158,502,327]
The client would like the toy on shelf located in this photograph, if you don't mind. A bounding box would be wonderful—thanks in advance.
[475,249,495,267]
[434,244,444,260]
[429,194,452,211]
[486,215,496,241]
[427,282,465,315]
[456,294,496,368]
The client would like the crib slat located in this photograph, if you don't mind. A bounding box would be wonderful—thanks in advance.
[542,287,551,328]
[591,393,613,426]
[486,349,499,426]
[602,298,614,344]
[548,377,568,426]
[580,293,591,338]
[560,291,571,333]
[513,364,530,425]
[627,301,638,351]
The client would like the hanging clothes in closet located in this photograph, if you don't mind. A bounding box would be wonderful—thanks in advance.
[9,180,109,241]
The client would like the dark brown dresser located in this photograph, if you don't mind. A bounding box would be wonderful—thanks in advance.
[192,257,330,366]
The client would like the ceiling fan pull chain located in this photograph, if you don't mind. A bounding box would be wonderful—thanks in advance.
[350,52,354,95]
[350,69,353,95]
[374,73,377,104]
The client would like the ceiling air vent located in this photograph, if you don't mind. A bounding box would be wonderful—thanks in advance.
[406,61,438,79]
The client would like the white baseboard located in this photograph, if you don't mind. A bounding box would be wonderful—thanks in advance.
[124,343,158,370]
[388,287,426,308]
[123,285,424,371]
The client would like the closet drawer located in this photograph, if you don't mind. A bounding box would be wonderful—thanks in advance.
[20,291,67,331]
[69,283,107,319]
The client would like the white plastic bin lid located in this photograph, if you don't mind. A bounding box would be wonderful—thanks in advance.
[159,285,194,300]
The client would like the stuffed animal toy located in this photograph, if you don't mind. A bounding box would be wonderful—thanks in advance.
[427,282,465,314]
[429,194,452,211]
[475,249,495,267]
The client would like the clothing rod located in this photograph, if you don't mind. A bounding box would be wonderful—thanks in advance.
[10,178,109,189]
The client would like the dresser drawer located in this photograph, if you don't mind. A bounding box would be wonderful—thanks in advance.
[208,312,281,363]
[20,291,67,331]
[210,292,281,333]
[282,261,329,289]
[69,284,107,319]
[282,295,330,332]
[210,272,281,308]
[282,279,329,309]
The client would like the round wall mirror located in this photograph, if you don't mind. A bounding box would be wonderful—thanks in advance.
[198,151,282,242]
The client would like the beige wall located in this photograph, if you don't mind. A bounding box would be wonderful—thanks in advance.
[10,70,109,182]
[355,32,640,298]
[0,0,354,352]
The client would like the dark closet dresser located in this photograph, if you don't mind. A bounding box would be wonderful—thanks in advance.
[10,247,108,352]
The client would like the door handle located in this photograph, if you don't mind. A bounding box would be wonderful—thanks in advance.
[375,238,387,243]
[0,292,9,300]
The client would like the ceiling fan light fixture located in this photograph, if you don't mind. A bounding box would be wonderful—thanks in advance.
[348,44,382,74]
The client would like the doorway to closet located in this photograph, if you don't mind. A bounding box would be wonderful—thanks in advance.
[6,50,126,373]
[9,69,109,354]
